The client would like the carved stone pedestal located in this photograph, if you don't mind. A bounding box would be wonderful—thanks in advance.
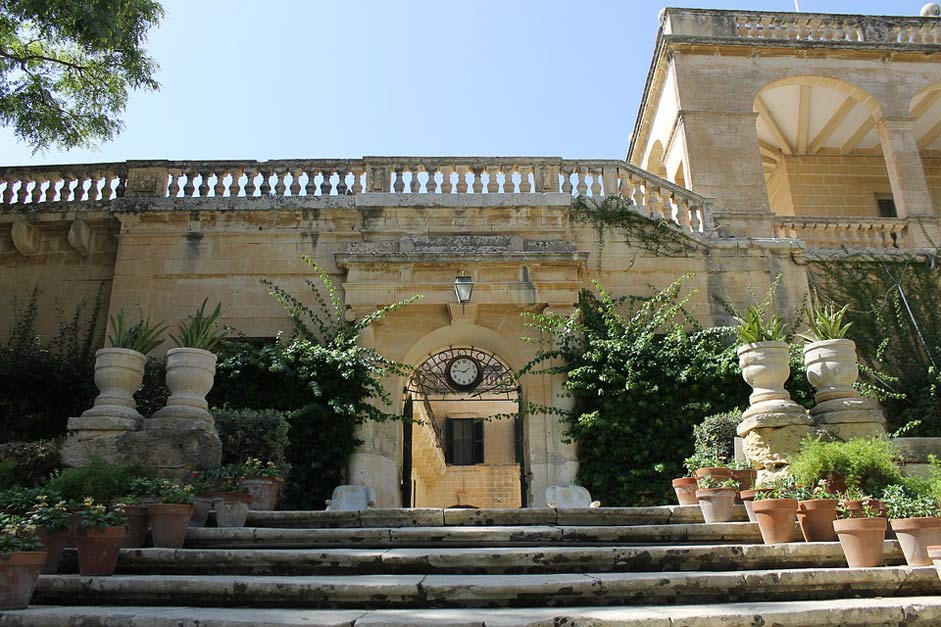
[811,397,886,441]
[737,399,815,484]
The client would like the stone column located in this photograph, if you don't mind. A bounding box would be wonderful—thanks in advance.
[876,118,934,220]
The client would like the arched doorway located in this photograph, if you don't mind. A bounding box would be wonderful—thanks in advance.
[402,346,525,509]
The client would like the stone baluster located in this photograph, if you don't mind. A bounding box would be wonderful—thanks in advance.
[336,167,349,195]
[575,166,588,196]
[392,167,405,193]
[425,167,438,193]
[197,171,210,197]
[471,167,484,194]
[259,170,271,195]
[629,174,645,207]
[690,203,703,233]
[409,165,421,193]
[648,186,664,219]
[558,165,572,194]
[301,168,316,196]
[182,171,195,197]
[274,168,287,196]
[441,166,454,194]
[351,164,365,194]
[321,168,334,195]
[30,178,43,203]
[167,171,181,197]
[212,171,225,197]
[245,169,258,196]
[589,167,602,196]
[455,166,469,194]
[486,165,500,193]
[520,165,533,193]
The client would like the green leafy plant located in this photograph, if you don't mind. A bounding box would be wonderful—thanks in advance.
[796,302,853,343]
[108,309,167,354]
[204,465,249,494]
[789,436,903,494]
[26,495,71,533]
[753,476,800,501]
[154,480,194,505]
[170,300,228,351]
[880,483,940,519]
[692,409,742,466]
[46,458,149,505]
[0,440,63,488]
[683,452,729,476]
[241,458,282,478]
[77,498,127,531]
[0,515,43,558]
[734,305,787,344]
[213,408,290,479]
[0,487,57,515]
[696,476,738,490]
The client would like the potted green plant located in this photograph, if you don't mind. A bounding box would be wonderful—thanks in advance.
[239,458,285,511]
[695,476,739,523]
[795,480,840,542]
[26,495,71,574]
[739,486,771,523]
[735,305,790,406]
[206,465,252,527]
[81,310,167,426]
[881,483,941,567]
[730,459,757,493]
[122,477,159,548]
[672,472,699,506]
[752,477,799,544]
[685,452,733,481]
[187,471,216,528]
[148,480,194,549]
[790,436,903,496]
[0,514,45,610]
[797,302,857,403]
[834,498,886,567]
[76,498,127,576]
[151,300,227,427]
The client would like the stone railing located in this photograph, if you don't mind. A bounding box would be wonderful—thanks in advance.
[0,163,127,205]
[0,157,714,235]
[775,217,907,250]
[663,8,941,46]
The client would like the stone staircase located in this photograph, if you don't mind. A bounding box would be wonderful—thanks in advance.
[4,505,941,626]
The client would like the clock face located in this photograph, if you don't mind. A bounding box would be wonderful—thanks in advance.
[446,356,482,391]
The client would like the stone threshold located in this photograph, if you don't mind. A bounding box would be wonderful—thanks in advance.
[32,566,939,608]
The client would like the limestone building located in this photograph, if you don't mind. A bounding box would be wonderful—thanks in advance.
[1,7,940,507]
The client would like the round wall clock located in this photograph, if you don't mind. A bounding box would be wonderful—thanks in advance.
[445,355,484,391]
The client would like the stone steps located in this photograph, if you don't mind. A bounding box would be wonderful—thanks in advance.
[185,521,770,549]
[244,505,747,529]
[31,566,939,609]
[109,542,906,575]
[6,597,941,627]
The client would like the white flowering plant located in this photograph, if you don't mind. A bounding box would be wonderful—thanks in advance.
[0,514,44,559]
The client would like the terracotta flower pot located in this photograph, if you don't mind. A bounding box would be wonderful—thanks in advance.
[190,496,216,528]
[738,341,791,405]
[242,476,284,511]
[732,469,757,492]
[803,339,859,403]
[672,478,699,506]
[890,517,941,566]
[752,498,798,544]
[215,493,252,527]
[148,503,193,548]
[696,488,738,523]
[740,488,771,523]
[834,517,886,567]
[926,545,941,581]
[77,526,126,576]
[35,527,68,574]
[797,499,839,542]
[845,498,886,519]
[123,505,150,548]
[0,551,45,610]
[694,467,734,480]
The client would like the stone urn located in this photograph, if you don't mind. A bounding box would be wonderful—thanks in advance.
[150,348,217,428]
[82,348,147,424]
[737,341,791,405]
[803,339,859,403]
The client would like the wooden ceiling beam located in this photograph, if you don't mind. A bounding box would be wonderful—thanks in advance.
[841,116,876,154]
[808,96,857,155]
[755,96,793,156]
[918,120,941,150]
[797,85,811,154]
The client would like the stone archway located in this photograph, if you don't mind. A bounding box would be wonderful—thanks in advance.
[402,346,524,509]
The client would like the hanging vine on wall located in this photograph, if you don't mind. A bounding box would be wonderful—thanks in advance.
[571,194,703,266]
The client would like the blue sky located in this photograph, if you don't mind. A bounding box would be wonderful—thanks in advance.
[0,0,913,165]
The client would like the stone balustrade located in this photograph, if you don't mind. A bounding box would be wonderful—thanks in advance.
[0,164,127,205]
[0,157,714,236]
[775,217,907,250]
[663,8,941,46]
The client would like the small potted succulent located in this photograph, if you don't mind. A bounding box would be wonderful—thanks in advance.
[735,305,790,406]
[206,465,252,527]
[797,302,857,403]
[834,498,886,568]
[0,514,45,610]
[239,458,285,511]
[751,477,799,544]
[795,480,840,542]
[148,480,195,549]
[880,484,941,567]
[26,495,71,574]
[76,498,128,576]
[152,300,228,426]
[82,310,167,423]
[695,476,739,523]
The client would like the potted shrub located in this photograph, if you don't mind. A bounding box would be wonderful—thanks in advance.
[795,480,840,542]
[797,302,857,403]
[735,305,790,406]
[752,478,799,544]
[833,499,886,567]
[122,477,160,548]
[730,459,757,500]
[82,310,166,422]
[148,480,195,549]
[76,498,127,576]
[152,300,228,426]
[206,465,252,527]
[26,495,71,574]
[695,476,739,523]
[790,436,903,496]
[187,472,216,528]
[239,458,285,511]
[685,452,733,481]
[881,483,941,567]
[0,514,45,610]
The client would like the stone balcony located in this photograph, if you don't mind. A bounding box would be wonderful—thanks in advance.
[661,7,941,48]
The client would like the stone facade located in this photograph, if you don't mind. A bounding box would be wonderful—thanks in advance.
[1,7,940,506]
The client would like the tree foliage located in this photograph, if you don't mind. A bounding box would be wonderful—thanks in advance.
[0,0,163,151]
